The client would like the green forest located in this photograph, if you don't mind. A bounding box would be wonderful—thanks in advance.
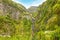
[0,0,60,40]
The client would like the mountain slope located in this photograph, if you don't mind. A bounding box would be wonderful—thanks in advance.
[33,0,60,40]
[28,6,37,13]
[0,0,29,35]
[0,0,60,40]
[0,0,27,20]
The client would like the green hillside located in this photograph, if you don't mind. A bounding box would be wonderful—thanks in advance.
[0,0,60,40]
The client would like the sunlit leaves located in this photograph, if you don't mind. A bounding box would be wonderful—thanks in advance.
[53,4,60,15]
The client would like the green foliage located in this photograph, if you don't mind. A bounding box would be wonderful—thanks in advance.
[53,4,60,15]
[0,15,16,36]
[0,0,60,40]
[53,4,60,26]
[34,0,60,40]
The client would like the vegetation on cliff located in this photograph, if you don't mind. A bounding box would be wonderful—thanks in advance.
[0,0,60,40]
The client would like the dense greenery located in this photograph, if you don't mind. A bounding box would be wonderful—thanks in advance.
[0,0,60,40]
[34,0,60,40]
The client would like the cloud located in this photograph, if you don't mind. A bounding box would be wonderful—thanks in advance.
[27,0,46,8]
[12,0,46,9]
[31,0,46,6]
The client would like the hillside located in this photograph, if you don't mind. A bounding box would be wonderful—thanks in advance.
[28,6,37,13]
[0,0,27,20]
[0,0,31,36]
[0,0,60,40]
[34,0,60,40]
[27,6,38,18]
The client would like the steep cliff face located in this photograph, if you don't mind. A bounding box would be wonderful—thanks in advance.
[0,0,26,20]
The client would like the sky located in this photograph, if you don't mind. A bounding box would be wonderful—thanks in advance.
[12,0,46,9]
